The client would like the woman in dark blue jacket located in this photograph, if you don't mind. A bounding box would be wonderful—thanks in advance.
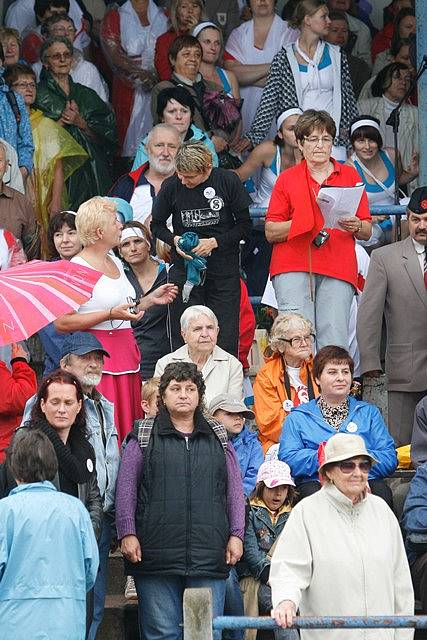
[279,345,397,504]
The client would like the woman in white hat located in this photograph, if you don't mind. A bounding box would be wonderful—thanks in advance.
[270,432,414,639]
[235,108,302,208]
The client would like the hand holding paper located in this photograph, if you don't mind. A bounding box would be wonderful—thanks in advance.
[316,184,365,230]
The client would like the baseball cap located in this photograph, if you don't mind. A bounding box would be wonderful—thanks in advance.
[256,460,295,488]
[60,332,110,359]
[208,393,255,420]
[106,197,134,223]
[408,187,427,214]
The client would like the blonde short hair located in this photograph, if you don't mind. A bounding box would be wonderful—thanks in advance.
[75,197,117,246]
[175,141,213,174]
[0,27,21,46]
[269,312,314,353]
[141,377,160,403]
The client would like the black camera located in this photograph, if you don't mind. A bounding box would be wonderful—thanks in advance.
[126,296,141,314]
[312,230,330,248]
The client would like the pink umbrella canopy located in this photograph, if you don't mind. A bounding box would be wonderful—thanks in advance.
[0,260,102,345]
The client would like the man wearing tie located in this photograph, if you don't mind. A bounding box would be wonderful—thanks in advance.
[357,187,427,447]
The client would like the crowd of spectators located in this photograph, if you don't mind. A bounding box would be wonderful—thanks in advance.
[0,0,426,639]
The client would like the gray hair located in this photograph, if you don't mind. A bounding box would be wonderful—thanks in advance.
[270,312,314,353]
[146,123,181,146]
[180,305,218,333]
[40,36,73,65]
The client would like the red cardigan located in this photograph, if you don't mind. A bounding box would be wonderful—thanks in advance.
[266,159,371,289]
[0,359,37,462]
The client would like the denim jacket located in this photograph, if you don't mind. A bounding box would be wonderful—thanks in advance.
[21,392,120,514]
[237,500,291,580]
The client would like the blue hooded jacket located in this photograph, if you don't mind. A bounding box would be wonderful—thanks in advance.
[231,425,264,497]
[278,396,397,483]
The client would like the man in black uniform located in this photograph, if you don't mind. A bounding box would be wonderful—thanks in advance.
[151,140,253,357]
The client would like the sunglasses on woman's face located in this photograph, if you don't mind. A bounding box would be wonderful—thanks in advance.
[337,460,371,474]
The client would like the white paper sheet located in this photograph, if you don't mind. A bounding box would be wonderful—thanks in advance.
[316,184,365,229]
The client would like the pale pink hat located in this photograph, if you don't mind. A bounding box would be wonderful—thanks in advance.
[256,460,295,488]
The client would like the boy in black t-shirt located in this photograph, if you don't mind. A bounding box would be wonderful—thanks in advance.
[151,141,253,356]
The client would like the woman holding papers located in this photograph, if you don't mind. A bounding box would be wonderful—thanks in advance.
[265,109,371,350]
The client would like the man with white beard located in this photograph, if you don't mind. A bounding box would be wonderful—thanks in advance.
[109,123,180,227]
[21,331,120,640]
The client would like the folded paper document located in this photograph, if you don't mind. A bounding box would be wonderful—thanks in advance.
[316,184,365,229]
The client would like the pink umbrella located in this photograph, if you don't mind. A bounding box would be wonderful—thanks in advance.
[0,260,102,345]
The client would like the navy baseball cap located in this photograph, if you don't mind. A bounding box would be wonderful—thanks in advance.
[60,332,110,359]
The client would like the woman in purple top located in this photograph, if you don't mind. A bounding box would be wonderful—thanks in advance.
[115,361,245,640]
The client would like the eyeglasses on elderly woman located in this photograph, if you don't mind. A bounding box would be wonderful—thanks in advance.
[276,333,316,348]
[336,460,371,474]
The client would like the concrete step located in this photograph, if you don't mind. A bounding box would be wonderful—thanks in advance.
[96,595,138,640]
[106,552,126,596]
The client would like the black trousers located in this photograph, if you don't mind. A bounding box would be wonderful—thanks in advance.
[167,266,241,358]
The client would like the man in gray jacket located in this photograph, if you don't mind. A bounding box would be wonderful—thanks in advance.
[357,187,427,447]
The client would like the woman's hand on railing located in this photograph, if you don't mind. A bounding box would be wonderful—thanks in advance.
[272,600,297,628]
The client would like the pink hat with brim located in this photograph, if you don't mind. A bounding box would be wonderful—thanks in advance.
[256,460,295,488]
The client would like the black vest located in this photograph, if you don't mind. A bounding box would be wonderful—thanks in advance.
[133,408,229,578]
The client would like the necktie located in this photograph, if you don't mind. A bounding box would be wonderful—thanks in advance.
[424,250,427,289]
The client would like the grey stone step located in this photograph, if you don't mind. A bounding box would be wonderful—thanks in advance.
[96,595,138,640]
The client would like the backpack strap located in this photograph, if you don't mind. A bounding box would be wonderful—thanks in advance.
[135,415,228,452]
[6,90,21,127]
[136,416,156,449]
[206,417,229,453]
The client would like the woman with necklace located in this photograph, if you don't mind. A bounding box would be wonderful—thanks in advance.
[237,0,357,160]
[118,221,170,380]
[265,109,371,350]
[254,312,319,456]
[278,345,397,503]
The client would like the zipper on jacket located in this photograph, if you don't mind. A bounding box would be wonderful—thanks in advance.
[185,436,191,574]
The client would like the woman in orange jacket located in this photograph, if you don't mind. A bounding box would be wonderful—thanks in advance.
[253,313,319,455]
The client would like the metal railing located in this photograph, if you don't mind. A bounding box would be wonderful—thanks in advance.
[248,204,407,220]
[183,588,427,639]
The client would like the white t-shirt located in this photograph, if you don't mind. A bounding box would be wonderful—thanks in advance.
[71,254,136,330]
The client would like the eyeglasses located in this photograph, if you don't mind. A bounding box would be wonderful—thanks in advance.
[13,81,36,89]
[277,333,315,348]
[53,27,76,35]
[337,460,371,474]
[303,136,333,146]
[47,51,73,61]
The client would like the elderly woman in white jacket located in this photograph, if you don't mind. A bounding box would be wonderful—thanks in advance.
[270,433,414,640]
[154,305,243,406]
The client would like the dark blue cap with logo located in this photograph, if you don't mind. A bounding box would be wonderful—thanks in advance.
[60,332,110,359]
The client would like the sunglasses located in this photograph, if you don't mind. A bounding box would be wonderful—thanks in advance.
[337,460,371,474]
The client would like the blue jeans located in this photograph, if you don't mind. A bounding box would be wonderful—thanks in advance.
[134,574,227,640]
[87,515,112,640]
[224,567,244,640]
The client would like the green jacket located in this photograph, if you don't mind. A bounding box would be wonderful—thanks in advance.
[35,72,118,208]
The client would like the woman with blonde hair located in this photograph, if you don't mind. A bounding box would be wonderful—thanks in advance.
[253,312,319,455]
[54,196,178,442]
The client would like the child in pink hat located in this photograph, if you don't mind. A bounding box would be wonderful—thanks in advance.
[237,460,297,639]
